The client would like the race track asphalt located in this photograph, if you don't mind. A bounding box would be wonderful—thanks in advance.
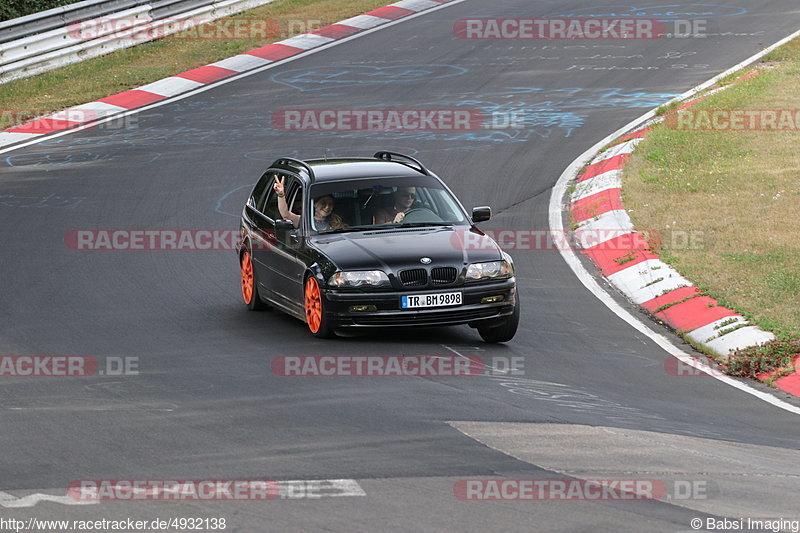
[1,1,799,531]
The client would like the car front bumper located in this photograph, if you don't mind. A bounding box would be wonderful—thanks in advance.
[322,279,516,328]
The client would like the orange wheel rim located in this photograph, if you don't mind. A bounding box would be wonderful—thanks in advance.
[305,277,322,333]
[241,252,254,304]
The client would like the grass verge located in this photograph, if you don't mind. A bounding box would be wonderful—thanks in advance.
[0,0,387,127]
[622,37,800,341]
[724,339,800,379]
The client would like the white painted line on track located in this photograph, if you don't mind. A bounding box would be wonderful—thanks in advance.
[0,491,96,508]
[549,27,800,416]
[277,479,367,498]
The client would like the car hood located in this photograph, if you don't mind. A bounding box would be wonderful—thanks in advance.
[311,226,504,273]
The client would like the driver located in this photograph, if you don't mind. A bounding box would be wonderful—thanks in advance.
[373,186,416,224]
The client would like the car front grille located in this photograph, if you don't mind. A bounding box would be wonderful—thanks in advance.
[399,268,427,287]
[430,266,458,284]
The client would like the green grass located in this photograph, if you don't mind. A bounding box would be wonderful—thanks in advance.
[622,43,800,340]
[654,100,680,116]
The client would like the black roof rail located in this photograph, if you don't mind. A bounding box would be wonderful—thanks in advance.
[373,151,429,175]
[273,157,315,180]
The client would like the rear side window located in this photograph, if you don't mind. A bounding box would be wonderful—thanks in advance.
[259,171,299,222]
[260,186,281,221]
[249,172,271,211]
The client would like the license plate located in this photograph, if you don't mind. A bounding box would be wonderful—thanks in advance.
[401,292,462,309]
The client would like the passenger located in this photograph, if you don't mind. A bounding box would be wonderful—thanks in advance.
[273,175,344,231]
[310,194,345,231]
[372,186,416,224]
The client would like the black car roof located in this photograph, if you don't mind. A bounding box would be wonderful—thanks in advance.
[270,153,431,183]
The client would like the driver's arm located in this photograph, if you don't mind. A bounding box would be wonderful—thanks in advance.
[372,208,391,224]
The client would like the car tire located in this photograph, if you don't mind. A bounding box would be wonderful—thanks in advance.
[304,275,334,338]
[478,295,520,343]
[241,250,269,311]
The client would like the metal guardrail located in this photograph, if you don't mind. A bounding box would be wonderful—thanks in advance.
[0,0,275,83]
[0,0,148,44]
[150,0,216,19]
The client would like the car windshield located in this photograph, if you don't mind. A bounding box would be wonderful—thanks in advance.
[308,176,468,233]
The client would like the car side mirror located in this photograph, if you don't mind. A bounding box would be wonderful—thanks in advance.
[472,206,491,223]
[275,219,295,240]
[275,219,294,231]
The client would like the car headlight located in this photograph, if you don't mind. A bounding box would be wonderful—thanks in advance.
[465,260,513,281]
[329,270,391,288]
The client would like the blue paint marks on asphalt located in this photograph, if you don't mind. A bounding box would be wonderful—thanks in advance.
[421,87,679,140]
[4,146,161,169]
[5,152,108,169]
[271,65,469,92]
[481,87,680,108]
[0,194,87,208]
[11,87,680,154]
[555,4,748,20]
[243,147,423,163]
[214,184,252,217]
[237,87,680,144]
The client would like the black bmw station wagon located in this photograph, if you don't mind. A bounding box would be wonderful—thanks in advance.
[238,152,518,342]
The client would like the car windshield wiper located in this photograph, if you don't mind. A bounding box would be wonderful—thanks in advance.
[395,222,454,228]
[318,224,376,234]
[320,222,454,234]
